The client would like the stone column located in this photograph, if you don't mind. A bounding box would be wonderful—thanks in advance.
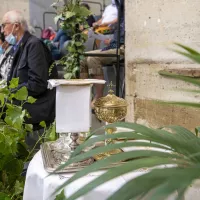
[125,0,200,130]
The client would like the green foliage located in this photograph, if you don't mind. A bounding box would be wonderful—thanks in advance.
[0,78,42,199]
[158,43,200,108]
[173,43,200,64]
[158,70,200,87]
[53,0,91,79]
[44,121,57,142]
[55,190,67,200]
[9,78,19,89]
[53,122,200,200]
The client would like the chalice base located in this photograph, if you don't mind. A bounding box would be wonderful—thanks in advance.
[105,148,123,156]
[48,133,94,168]
[94,148,122,160]
[105,127,117,134]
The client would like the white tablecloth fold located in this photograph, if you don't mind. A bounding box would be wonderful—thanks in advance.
[23,151,148,200]
[23,149,200,200]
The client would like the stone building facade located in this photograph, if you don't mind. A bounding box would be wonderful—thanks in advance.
[0,0,29,23]
[125,0,200,130]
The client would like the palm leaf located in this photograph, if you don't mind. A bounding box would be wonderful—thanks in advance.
[157,100,200,110]
[172,43,200,64]
[174,50,200,64]
[176,88,200,93]
[108,167,200,200]
[53,123,200,199]
[65,159,190,200]
[174,43,200,56]
[53,150,187,196]
[158,70,200,87]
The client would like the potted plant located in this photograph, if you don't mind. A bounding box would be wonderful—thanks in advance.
[52,0,91,79]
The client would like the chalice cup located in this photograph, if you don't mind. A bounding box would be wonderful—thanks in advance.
[94,89,127,155]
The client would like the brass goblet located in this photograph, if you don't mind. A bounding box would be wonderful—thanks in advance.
[94,87,128,157]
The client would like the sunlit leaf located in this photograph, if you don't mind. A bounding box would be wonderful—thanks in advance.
[64,73,73,79]
[55,190,66,200]
[27,96,37,104]
[158,70,200,87]
[174,43,200,55]
[25,124,33,132]
[9,78,19,89]
[39,121,46,128]
[14,180,24,196]
[0,93,5,107]
[14,86,28,101]
[0,192,11,200]
[54,14,62,24]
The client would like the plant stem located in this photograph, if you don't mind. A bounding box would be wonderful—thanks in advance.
[25,130,46,162]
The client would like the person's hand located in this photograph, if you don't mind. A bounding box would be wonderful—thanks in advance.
[92,22,96,27]
[104,39,111,45]
[99,23,107,27]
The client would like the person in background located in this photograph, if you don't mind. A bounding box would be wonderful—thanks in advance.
[0,30,13,80]
[80,0,124,108]
[53,20,71,52]
[1,10,58,149]
[92,0,118,33]
[81,3,96,27]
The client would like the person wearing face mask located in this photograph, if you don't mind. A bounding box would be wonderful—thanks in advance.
[1,10,58,150]
[0,31,13,80]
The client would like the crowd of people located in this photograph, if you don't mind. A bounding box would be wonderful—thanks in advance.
[0,0,124,149]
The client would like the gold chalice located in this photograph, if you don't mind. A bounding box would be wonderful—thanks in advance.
[94,83,128,157]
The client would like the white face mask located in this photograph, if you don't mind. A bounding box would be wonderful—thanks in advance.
[5,24,17,45]
[0,44,5,55]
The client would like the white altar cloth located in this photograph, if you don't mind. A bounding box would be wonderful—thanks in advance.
[23,151,150,200]
[23,150,200,200]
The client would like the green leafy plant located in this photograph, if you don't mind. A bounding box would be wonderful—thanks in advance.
[53,0,91,79]
[0,78,35,199]
[55,189,66,200]
[0,78,57,199]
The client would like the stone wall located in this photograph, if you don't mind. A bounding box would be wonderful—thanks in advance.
[125,0,200,130]
[0,0,110,35]
[0,0,29,23]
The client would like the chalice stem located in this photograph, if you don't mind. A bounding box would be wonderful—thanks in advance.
[105,122,117,146]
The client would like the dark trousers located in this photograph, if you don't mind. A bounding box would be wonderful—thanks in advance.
[25,128,45,152]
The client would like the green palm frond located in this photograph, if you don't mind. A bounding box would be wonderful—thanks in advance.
[174,43,200,55]
[158,43,200,110]
[173,43,200,64]
[156,100,200,108]
[158,70,200,87]
[54,122,200,200]
[175,88,200,93]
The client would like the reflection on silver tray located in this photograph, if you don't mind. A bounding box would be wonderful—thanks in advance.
[41,142,124,173]
[41,142,94,173]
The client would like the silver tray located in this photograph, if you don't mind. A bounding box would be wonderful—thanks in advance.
[41,142,124,173]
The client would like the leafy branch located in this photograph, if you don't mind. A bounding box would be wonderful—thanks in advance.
[0,78,57,199]
[53,0,91,79]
